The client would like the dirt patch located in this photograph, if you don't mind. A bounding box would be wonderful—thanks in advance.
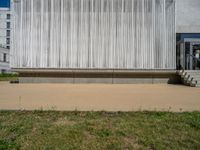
[0,83,200,112]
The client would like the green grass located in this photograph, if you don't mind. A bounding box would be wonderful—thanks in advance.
[0,73,18,81]
[0,111,200,150]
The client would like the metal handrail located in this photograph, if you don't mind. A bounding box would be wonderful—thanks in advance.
[187,54,200,62]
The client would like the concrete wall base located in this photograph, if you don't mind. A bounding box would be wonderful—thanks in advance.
[19,77,181,84]
[15,69,181,84]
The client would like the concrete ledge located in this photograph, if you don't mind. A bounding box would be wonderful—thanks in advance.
[74,78,113,84]
[14,68,181,84]
[19,77,179,84]
[19,77,74,83]
[12,68,177,74]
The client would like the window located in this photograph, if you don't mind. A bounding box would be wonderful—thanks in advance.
[7,14,10,19]
[7,22,11,29]
[6,46,10,49]
[6,30,10,36]
[6,38,10,44]
[3,53,6,62]
[1,69,6,74]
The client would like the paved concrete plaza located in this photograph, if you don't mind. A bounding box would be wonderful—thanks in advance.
[0,82,200,112]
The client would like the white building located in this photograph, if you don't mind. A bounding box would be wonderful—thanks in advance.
[0,8,11,49]
[0,7,11,73]
[0,47,10,73]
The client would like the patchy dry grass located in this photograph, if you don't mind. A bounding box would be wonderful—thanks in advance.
[0,111,200,150]
[0,74,18,82]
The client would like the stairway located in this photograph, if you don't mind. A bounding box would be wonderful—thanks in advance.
[178,70,200,87]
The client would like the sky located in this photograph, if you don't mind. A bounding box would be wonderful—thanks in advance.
[0,0,10,8]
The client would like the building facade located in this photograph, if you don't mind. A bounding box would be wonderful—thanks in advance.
[11,0,176,70]
[0,8,11,49]
[10,0,200,83]
[176,0,200,71]
[0,6,11,73]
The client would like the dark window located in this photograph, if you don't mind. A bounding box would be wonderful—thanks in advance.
[6,38,10,44]
[6,46,10,49]
[7,14,10,19]
[1,69,6,74]
[3,53,6,62]
[7,22,10,29]
[6,30,10,36]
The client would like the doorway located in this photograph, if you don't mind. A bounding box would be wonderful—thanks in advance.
[177,38,200,70]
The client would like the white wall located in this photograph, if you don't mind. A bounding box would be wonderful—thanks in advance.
[12,0,176,69]
[0,22,7,28]
[176,0,200,33]
[0,12,8,19]
[0,30,7,37]
[0,37,7,46]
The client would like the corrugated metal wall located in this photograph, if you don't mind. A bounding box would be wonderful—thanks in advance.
[11,0,176,69]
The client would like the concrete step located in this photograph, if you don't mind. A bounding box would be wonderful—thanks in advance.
[178,70,185,75]
[190,77,200,81]
[196,80,200,84]
[185,70,200,72]
[184,71,200,74]
[184,72,200,75]
[187,71,200,74]
[183,73,200,80]
[195,82,200,87]
[192,78,200,82]
[187,77,200,82]
[184,73,200,76]
[183,78,192,85]
[187,74,200,78]
[181,72,200,77]
[184,70,200,73]
[183,76,194,83]
[179,70,200,87]
[191,80,198,85]
[190,79,200,86]
[181,73,189,78]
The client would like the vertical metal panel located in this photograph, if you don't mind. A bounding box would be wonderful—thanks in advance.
[11,0,176,69]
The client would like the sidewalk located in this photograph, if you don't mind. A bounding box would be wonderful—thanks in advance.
[0,82,200,112]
